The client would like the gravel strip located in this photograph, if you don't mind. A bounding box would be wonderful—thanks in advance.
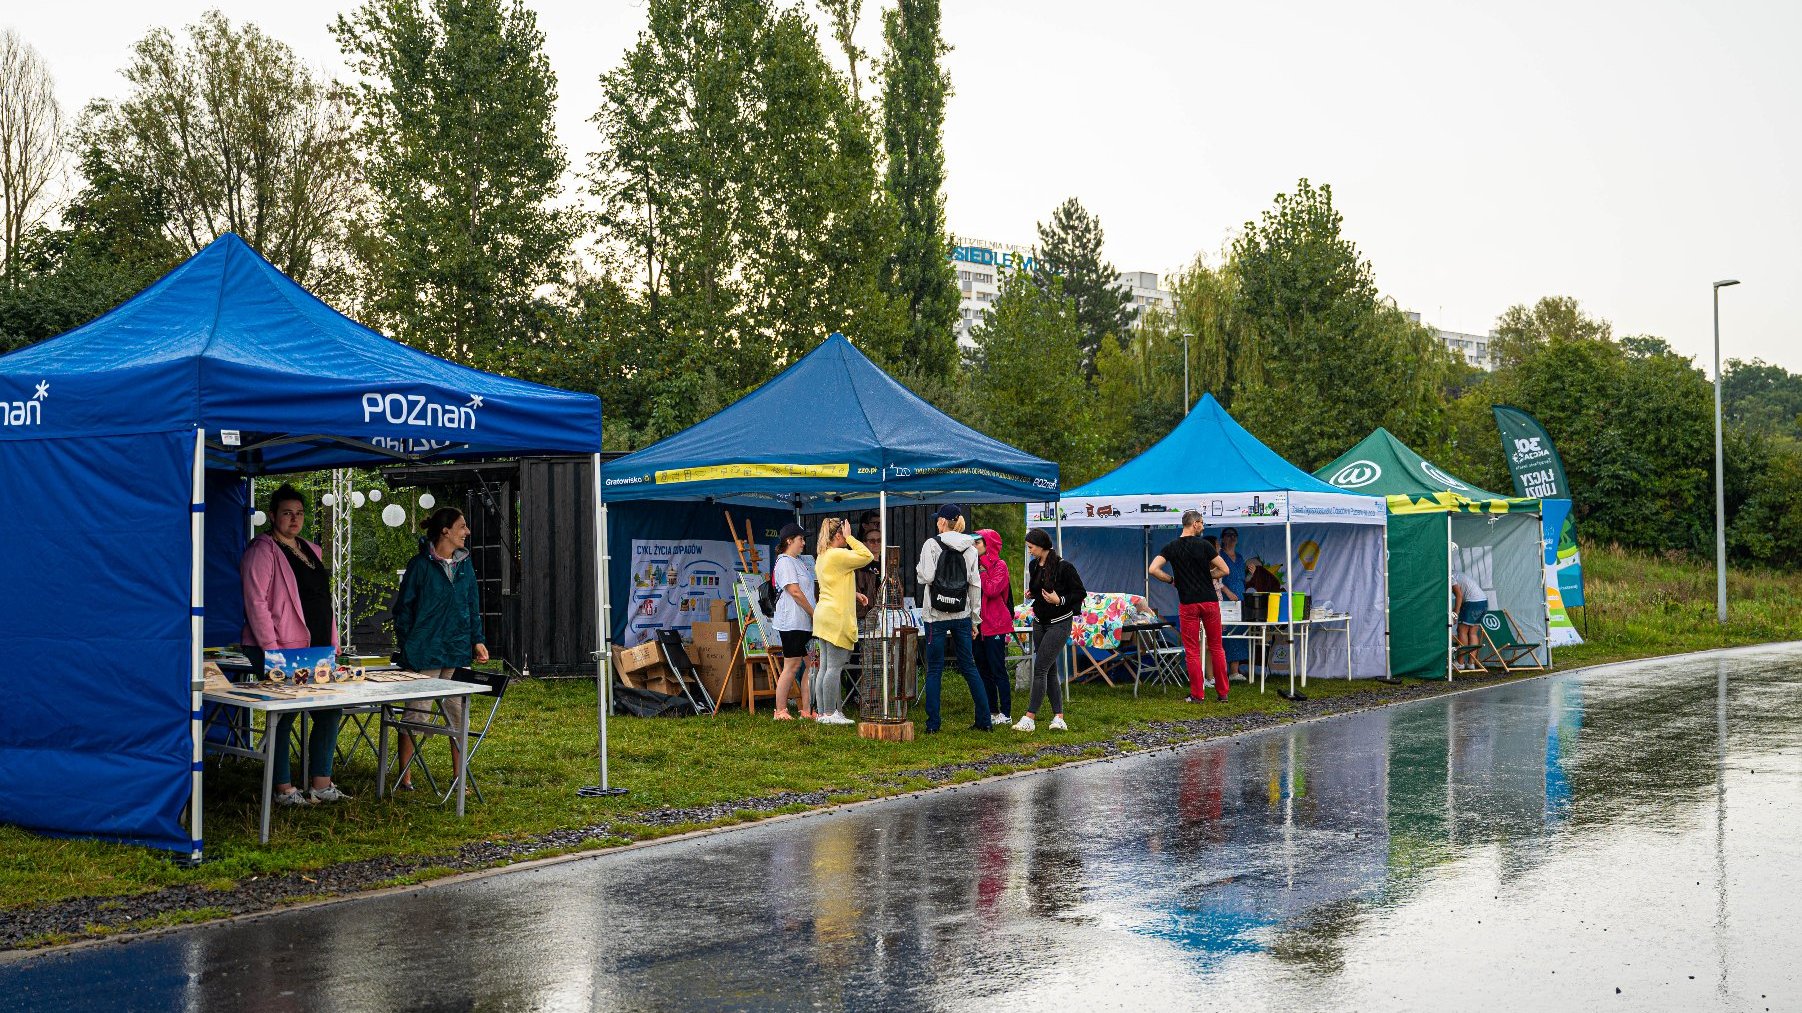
[0,675,1504,951]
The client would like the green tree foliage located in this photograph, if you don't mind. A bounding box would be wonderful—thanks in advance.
[335,0,581,369]
[77,11,359,293]
[1228,179,1459,469]
[1490,295,1612,369]
[968,264,1105,483]
[879,0,959,373]
[1722,357,1802,438]
[0,144,183,353]
[1439,319,1766,556]
[1032,197,1132,378]
[587,0,905,443]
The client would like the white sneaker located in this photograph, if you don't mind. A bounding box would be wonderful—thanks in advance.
[990,712,1009,726]
[275,788,313,807]
[1012,715,1036,732]
[1048,715,1068,731]
[819,711,855,726]
[309,784,353,803]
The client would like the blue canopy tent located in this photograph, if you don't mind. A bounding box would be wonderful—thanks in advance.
[0,234,605,860]
[1028,394,1391,683]
[602,333,1058,692]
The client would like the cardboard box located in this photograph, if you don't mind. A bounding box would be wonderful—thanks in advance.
[709,599,729,623]
[615,640,664,675]
[689,621,739,651]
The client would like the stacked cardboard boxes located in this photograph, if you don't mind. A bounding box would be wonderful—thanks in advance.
[688,620,740,704]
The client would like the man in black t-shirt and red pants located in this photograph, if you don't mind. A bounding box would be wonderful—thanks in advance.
[1149,509,1231,703]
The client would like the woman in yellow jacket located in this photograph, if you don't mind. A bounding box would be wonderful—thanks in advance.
[810,517,873,725]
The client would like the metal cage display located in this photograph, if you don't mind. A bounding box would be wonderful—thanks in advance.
[856,546,919,723]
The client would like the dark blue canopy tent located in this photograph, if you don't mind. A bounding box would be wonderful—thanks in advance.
[601,332,1057,653]
[603,333,1058,509]
[0,234,605,859]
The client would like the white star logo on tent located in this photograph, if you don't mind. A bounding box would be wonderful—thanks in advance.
[33,380,49,400]
[466,394,484,410]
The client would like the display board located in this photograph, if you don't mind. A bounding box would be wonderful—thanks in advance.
[624,537,764,646]
[734,572,774,658]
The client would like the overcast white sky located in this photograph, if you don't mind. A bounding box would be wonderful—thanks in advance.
[9,1,1798,371]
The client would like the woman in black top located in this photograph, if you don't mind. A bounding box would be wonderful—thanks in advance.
[1013,528,1086,733]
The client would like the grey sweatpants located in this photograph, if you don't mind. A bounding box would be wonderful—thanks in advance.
[813,640,852,715]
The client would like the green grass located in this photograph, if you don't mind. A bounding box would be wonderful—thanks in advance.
[1556,543,1802,667]
[4,544,1799,936]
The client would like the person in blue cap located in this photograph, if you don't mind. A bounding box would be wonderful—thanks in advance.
[915,504,991,732]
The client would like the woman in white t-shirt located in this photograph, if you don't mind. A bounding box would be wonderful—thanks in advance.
[771,522,817,720]
[1451,549,1489,653]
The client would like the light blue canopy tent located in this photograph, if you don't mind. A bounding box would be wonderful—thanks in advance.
[0,234,605,858]
[1028,394,1391,679]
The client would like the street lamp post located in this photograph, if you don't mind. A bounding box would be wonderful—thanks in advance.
[1181,332,1193,414]
[1713,279,1740,625]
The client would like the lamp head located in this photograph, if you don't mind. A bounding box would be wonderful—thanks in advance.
[1714,279,1740,289]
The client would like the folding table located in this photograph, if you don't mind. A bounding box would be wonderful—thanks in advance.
[202,678,489,844]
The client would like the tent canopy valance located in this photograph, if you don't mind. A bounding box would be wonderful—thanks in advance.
[1032,393,1384,527]
[0,233,602,472]
[1317,428,1539,516]
[601,334,1057,508]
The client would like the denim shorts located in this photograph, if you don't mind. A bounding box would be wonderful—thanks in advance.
[1458,599,1489,625]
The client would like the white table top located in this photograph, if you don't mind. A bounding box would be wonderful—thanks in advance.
[1220,615,1350,627]
[203,678,489,713]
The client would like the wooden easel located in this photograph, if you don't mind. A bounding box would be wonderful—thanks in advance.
[725,512,784,712]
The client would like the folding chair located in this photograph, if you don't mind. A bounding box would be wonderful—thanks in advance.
[1452,641,1487,676]
[1134,622,1188,697]
[334,703,384,769]
[656,629,717,715]
[1073,637,1131,687]
[384,667,512,804]
[1477,610,1547,674]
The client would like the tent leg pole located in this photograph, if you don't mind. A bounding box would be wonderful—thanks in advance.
[1056,510,1067,708]
[880,489,889,720]
[583,454,626,797]
[1447,513,1455,682]
[1280,517,1302,701]
[187,429,206,865]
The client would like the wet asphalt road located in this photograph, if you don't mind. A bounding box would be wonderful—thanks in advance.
[4,645,1798,1012]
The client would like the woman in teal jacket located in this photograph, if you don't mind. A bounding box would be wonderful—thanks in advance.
[392,507,488,790]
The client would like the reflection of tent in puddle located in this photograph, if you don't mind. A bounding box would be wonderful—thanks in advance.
[1120,715,1391,967]
[1384,678,1587,902]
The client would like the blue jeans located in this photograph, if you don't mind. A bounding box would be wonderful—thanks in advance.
[924,617,991,731]
[272,710,341,786]
[974,634,1012,717]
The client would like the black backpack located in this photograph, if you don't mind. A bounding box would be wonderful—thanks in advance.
[928,535,970,612]
[758,569,782,619]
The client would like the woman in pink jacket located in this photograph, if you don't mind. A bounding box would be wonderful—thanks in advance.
[974,529,1014,726]
[241,484,346,808]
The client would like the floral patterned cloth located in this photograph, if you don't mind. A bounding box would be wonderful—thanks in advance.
[1013,592,1159,650]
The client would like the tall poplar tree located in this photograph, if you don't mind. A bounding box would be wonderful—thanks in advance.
[879,0,958,372]
[335,0,579,368]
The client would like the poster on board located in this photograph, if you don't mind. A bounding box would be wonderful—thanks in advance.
[625,538,766,646]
